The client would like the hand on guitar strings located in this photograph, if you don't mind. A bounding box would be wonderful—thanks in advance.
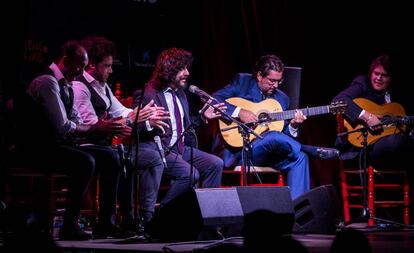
[290,109,307,129]
[239,108,258,123]
[360,112,384,134]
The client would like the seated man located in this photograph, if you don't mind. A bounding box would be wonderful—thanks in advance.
[211,54,338,199]
[20,40,129,240]
[133,48,225,209]
[73,35,169,234]
[332,54,414,167]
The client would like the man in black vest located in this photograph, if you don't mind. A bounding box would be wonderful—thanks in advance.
[73,36,169,234]
[23,40,129,240]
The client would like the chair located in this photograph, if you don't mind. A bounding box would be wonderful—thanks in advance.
[1,97,100,234]
[336,114,410,226]
[236,165,285,186]
[222,165,285,187]
[4,152,100,233]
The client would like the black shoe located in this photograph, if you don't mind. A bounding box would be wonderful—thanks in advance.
[120,217,142,232]
[59,223,92,241]
[316,147,340,159]
[93,222,136,239]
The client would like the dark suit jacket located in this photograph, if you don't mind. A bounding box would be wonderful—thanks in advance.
[333,75,404,122]
[332,75,410,157]
[211,73,293,167]
[132,84,202,149]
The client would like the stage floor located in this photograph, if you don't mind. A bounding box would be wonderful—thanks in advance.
[56,227,414,253]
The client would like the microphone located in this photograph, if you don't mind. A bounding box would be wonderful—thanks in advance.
[198,103,209,115]
[188,85,217,102]
[154,135,168,169]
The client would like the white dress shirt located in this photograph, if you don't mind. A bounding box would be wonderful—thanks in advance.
[27,63,79,138]
[72,71,133,125]
[163,88,185,147]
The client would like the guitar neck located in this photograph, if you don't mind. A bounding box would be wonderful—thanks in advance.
[402,116,414,125]
[269,105,331,121]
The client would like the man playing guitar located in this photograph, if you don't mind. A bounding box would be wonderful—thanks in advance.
[333,54,414,168]
[211,55,340,199]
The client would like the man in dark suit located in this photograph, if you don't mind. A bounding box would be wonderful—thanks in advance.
[333,54,414,167]
[211,55,337,199]
[132,48,224,210]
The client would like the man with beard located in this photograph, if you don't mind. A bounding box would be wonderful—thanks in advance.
[73,36,169,235]
[132,48,225,212]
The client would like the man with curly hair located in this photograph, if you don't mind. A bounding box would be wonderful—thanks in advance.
[132,48,224,212]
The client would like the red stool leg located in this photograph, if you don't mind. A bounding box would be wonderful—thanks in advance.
[368,166,375,226]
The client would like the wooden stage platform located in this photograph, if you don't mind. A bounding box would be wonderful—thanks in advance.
[55,227,414,253]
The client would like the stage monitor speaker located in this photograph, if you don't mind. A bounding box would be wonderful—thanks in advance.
[147,188,244,242]
[292,184,341,234]
[236,186,295,234]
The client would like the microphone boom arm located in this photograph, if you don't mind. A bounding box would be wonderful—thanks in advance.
[199,96,263,140]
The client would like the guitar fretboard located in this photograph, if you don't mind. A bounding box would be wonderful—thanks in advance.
[397,116,413,125]
[381,115,414,125]
[405,116,414,125]
[269,105,331,121]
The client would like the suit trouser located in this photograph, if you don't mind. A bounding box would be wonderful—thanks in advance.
[369,133,414,168]
[160,146,224,207]
[118,144,164,223]
[77,145,121,224]
[28,144,121,225]
[249,131,310,199]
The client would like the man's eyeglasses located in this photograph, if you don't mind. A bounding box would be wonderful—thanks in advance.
[266,77,283,85]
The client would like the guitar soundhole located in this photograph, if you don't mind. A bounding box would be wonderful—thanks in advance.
[258,113,270,121]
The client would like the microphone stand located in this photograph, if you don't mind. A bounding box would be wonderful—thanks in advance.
[337,123,412,229]
[126,84,147,220]
[200,98,263,186]
[338,127,371,226]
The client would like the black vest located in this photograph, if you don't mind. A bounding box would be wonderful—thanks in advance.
[42,68,74,116]
[76,75,112,118]
[75,75,113,145]
[16,68,74,147]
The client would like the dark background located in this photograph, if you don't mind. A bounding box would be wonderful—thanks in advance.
[1,0,413,188]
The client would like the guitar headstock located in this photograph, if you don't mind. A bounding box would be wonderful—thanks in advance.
[329,100,347,114]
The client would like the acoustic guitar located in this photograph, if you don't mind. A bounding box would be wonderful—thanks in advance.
[219,97,347,147]
[343,98,413,147]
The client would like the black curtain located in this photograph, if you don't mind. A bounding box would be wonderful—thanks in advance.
[2,0,413,188]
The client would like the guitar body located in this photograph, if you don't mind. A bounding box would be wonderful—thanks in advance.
[344,98,407,147]
[219,98,285,147]
[219,97,346,147]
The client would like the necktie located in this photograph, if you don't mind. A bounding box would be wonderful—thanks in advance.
[170,90,184,153]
